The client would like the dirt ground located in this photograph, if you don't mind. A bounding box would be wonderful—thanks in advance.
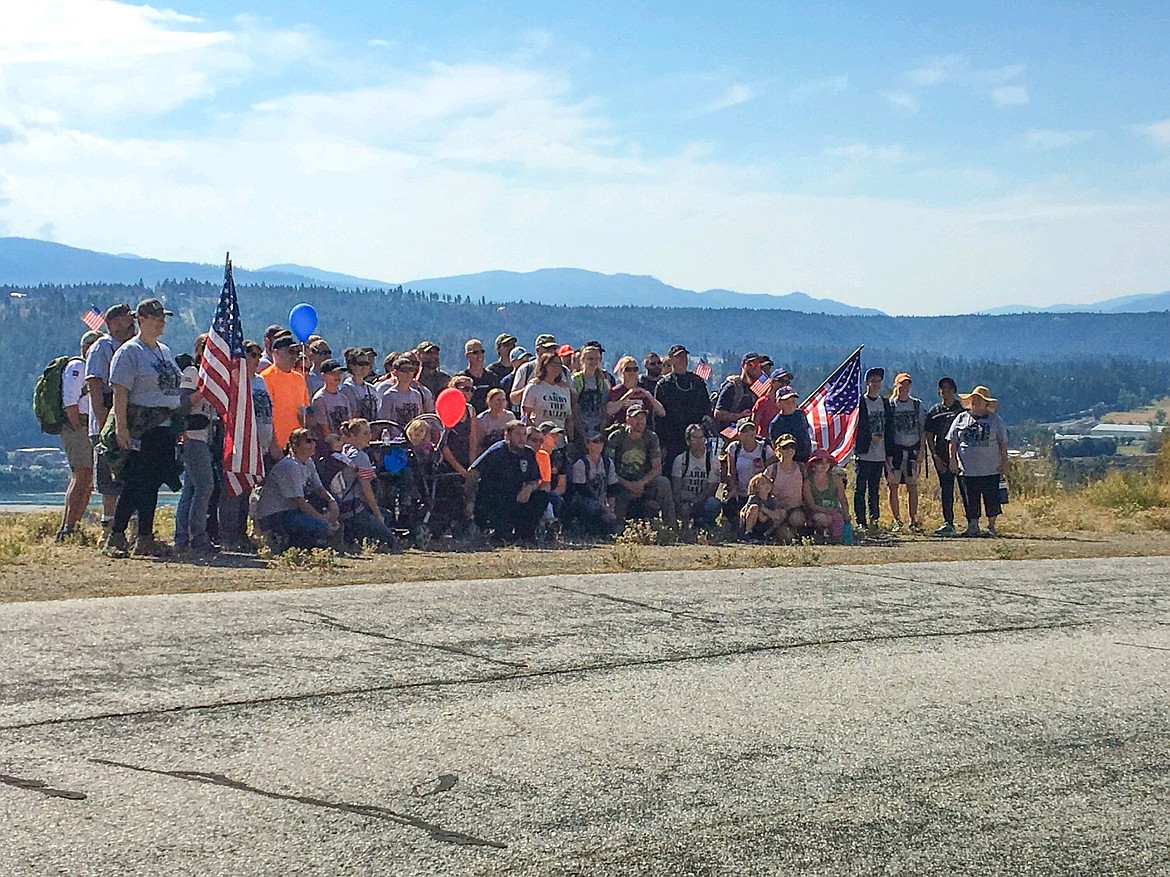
[2,524,1168,604]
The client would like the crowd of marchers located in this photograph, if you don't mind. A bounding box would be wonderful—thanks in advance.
[48,299,1010,559]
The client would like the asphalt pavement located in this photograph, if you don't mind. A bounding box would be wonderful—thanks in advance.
[1,556,1168,876]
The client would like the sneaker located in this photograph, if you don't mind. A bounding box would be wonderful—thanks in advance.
[890,520,904,533]
[934,523,956,537]
[133,536,173,558]
[985,524,998,538]
[866,521,881,535]
[54,526,74,543]
[908,521,924,535]
[961,522,982,538]
[103,531,129,559]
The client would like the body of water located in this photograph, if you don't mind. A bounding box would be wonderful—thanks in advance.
[0,491,180,513]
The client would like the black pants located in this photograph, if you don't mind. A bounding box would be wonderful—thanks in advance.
[853,459,884,525]
[475,489,549,541]
[959,474,1001,521]
[112,426,176,538]
[937,469,957,525]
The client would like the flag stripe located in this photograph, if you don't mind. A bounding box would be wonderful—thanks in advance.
[799,347,863,464]
[81,307,105,332]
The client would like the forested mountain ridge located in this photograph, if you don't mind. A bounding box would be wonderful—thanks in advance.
[2,279,1168,447]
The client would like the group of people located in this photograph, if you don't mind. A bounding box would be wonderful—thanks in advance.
[54,299,1011,559]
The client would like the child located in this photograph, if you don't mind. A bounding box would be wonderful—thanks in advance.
[803,449,851,543]
[336,418,397,549]
[740,473,784,542]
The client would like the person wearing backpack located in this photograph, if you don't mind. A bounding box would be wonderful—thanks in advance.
[672,424,722,530]
[50,331,102,540]
[713,352,767,429]
[886,372,927,533]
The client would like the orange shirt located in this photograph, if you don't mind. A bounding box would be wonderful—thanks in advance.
[536,448,552,483]
[259,365,310,448]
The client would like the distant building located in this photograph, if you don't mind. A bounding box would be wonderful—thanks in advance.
[1089,423,1163,440]
[12,448,68,467]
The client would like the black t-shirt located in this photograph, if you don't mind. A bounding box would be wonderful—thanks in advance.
[925,400,964,459]
[471,442,539,503]
[715,377,754,416]
[455,367,501,413]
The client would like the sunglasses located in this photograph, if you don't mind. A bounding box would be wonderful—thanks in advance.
[352,360,373,367]
[313,348,332,356]
[467,349,485,355]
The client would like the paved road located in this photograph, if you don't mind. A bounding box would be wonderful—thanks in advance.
[1,557,1168,876]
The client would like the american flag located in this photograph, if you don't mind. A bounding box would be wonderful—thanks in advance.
[198,255,262,497]
[800,346,863,464]
[81,306,105,332]
[694,356,712,381]
[750,374,770,397]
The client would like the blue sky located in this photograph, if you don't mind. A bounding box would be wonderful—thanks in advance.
[1,0,1168,314]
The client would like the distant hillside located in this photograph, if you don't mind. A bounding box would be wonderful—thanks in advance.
[401,268,885,315]
[0,237,881,315]
[984,290,1170,315]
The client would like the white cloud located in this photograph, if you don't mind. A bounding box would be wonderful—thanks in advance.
[881,90,919,115]
[990,85,1029,107]
[825,142,913,163]
[1138,119,1170,146]
[700,83,762,114]
[788,75,848,102]
[906,55,966,86]
[1024,129,1094,150]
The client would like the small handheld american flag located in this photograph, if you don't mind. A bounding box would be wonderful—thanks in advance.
[198,254,263,497]
[694,356,712,382]
[81,306,105,332]
[750,374,770,397]
[801,346,863,464]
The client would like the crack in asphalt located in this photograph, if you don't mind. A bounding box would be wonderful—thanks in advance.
[294,610,529,669]
[90,759,505,849]
[548,585,723,623]
[0,620,1091,734]
[0,772,86,800]
[833,566,1091,606]
[1115,642,1170,652]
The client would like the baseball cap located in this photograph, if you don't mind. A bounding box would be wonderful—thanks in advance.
[626,402,647,417]
[417,340,439,353]
[103,303,133,321]
[585,431,605,443]
[736,417,757,431]
[272,333,298,350]
[776,385,798,399]
[535,333,558,349]
[770,367,793,382]
[537,421,564,434]
[495,333,517,347]
[135,298,173,318]
[741,351,765,366]
[667,344,689,358]
[557,343,575,357]
[865,367,885,381]
[775,433,798,447]
[320,359,347,374]
[509,346,533,364]
[809,448,834,464]
[583,340,605,353]
[81,330,102,348]
[895,372,912,385]
[938,376,957,389]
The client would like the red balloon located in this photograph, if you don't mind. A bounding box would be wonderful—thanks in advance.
[435,387,466,429]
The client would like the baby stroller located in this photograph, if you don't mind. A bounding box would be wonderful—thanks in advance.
[368,415,460,549]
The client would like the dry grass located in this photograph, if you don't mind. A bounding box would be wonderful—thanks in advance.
[4,454,1170,605]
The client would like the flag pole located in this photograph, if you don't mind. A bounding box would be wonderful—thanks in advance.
[799,345,864,408]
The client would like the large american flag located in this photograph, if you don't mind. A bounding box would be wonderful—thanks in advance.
[198,255,262,497]
[801,346,863,464]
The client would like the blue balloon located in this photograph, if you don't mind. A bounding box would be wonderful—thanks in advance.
[383,447,408,474]
[288,303,318,343]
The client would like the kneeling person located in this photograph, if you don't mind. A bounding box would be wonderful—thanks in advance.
[672,423,721,529]
[606,403,676,527]
[252,428,339,550]
[469,420,548,542]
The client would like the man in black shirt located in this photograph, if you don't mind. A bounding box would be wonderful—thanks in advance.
[469,420,548,542]
[654,344,711,465]
[456,338,501,413]
[925,376,964,535]
[488,334,517,382]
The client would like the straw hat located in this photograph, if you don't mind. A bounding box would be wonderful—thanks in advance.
[959,385,999,413]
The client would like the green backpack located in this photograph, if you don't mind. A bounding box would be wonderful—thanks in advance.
[33,356,75,435]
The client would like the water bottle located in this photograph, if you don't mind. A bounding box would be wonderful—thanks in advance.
[843,521,854,545]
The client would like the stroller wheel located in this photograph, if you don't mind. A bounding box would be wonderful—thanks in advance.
[412,524,432,550]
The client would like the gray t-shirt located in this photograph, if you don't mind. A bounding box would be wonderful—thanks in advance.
[341,377,379,422]
[946,411,1009,477]
[252,375,275,450]
[890,397,925,449]
[858,395,888,463]
[308,387,354,435]
[253,455,323,519]
[84,335,121,436]
[109,337,182,409]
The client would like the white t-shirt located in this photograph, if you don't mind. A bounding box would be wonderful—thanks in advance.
[725,439,771,494]
[671,446,719,503]
[61,357,89,418]
[520,382,571,431]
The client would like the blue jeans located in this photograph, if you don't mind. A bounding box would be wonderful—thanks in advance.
[682,496,723,529]
[568,494,621,535]
[346,508,398,547]
[263,509,330,549]
[176,438,214,546]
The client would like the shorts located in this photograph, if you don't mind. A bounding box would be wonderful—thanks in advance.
[91,434,124,496]
[61,419,92,470]
[887,445,919,485]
